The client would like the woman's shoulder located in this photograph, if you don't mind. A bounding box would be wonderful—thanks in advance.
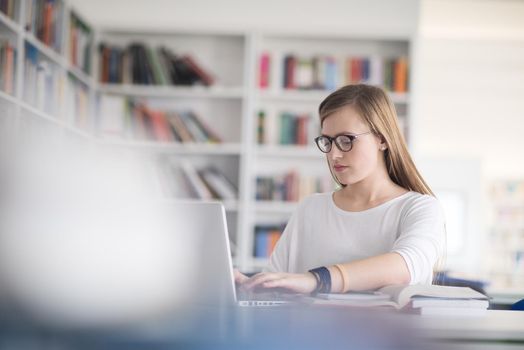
[398,191,444,218]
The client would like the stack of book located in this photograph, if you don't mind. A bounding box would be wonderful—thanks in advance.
[282,54,338,91]
[0,0,17,19]
[345,57,408,93]
[262,53,409,93]
[161,160,237,201]
[24,42,62,115]
[257,110,317,146]
[254,224,284,258]
[24,0,64,53]
[315,284,489,316]
[278,112,309,145]
[256,171,333,202]
[69,11,92,73]
[96,97,222,143]
[98,43,214,86]
[0,39,16,95]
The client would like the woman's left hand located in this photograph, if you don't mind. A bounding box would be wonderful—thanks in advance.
[242,272,317,294]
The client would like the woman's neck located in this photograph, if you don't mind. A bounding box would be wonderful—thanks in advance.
[334,175,407,211]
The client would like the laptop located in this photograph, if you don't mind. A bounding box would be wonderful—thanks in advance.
[170,201,295,307]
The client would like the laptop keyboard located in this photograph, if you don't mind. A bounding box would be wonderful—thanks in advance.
[237,289,288,301]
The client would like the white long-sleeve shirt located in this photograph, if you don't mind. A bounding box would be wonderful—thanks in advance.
[266,191,445,285]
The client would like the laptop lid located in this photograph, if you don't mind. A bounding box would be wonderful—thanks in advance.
[170,201,237,306]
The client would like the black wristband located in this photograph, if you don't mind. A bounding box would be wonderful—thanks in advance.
[308,266,331,295]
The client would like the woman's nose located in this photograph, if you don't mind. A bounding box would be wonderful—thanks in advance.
[329,146,343,160]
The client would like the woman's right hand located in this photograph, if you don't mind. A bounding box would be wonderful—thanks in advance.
[234,268,249,286]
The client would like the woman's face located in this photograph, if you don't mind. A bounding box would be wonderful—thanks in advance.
[320,105,383,186]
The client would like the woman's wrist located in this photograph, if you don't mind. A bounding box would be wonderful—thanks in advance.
[308,266,332,295]
[305,272,319,293]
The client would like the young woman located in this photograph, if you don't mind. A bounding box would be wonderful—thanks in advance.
[236,84,445,295]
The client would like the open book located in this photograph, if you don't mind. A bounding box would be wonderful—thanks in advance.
[315,284,489,310]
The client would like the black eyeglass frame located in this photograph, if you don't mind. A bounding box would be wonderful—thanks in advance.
[314,131,372,153]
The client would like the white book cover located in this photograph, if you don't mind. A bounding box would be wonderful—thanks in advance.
[296,59,313,89]
[265,109,278,146]
[417,307,488,317]
[411,297,489,309]
[313,284,488,310]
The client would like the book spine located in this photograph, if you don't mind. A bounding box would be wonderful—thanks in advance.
[182,55,214,86]
[179,160,213,200]
[255,228,268,258]
[255,172,333,202]
[166,112,194,142]
[259,52,270,89]
[394,57,408,93]
[257,110,265,144]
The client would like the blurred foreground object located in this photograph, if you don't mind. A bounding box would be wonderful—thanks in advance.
[0,142,195,329]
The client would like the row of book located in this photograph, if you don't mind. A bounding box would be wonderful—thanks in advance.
[0,0,17,19]
[256,171,333,202]
[69,11,92,74]
[257,111,313,146]
[97,96,222,143]
[254,224,284,258]
[98,43,214,86]
[24,42,63,115]
[25,0,64,53]
[0,39,16,95]
[259,53,409,93]
[162,160,237,200]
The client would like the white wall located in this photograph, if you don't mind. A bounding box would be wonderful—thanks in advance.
[69,0,524,275]
[68,0,419,38]
[413,0,524,180]
[411,0,524,273]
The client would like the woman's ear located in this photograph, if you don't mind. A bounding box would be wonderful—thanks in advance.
[378,135,388,151]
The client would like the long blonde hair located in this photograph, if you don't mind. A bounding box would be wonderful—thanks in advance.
[319,84,434,196]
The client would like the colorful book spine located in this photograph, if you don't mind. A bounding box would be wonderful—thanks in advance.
[254,225,284,258]
[0,39,16,95]
[259,111,311,146]
[259,52,270,89]
[98,100,223,143]
[255,172,334,202]
[25,0,64,53]
[98,43,214,86]
[277,53,408,93]
[69,12,92,74]
[0,0,17,19]
[23,42,63,116]
[257,110,265,144]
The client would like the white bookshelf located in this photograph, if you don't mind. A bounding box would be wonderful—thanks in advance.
[0,1,413,271]
[98,84,244,99]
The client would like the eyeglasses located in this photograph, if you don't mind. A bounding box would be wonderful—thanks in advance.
[314,132,372,153]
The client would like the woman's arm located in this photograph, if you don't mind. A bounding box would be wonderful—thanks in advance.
[328,252,410,292]
[243,252,410,293]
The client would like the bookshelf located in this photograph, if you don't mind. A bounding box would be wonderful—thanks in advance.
[0,1,412,272]
[487,180,524,291]
[246,34,411,270]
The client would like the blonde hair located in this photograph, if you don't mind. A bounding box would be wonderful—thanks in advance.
[319,84,434,196]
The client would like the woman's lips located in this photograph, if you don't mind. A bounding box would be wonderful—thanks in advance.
[333,165,348,172]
